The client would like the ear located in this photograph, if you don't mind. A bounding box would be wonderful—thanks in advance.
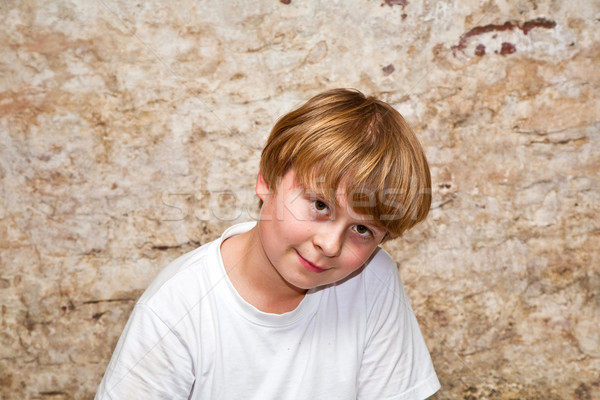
[256,171,271,202]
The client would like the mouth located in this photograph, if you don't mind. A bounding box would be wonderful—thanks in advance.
[296,251,326,273]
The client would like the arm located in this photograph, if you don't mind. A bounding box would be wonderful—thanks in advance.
[357,258,440,399]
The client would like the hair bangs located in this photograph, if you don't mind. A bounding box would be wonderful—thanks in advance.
[259,88,432,239]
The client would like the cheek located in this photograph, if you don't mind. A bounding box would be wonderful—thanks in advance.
[260,207,306,245]
[279,204,312,238]
[279,220,310,245]
[342,243,378,269]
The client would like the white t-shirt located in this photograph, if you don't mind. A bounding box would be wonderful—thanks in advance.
[96,222,440,399]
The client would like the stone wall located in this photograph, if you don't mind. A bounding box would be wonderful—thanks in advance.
[1,0,598,399]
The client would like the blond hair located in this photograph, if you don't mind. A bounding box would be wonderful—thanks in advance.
[260,88,431,239]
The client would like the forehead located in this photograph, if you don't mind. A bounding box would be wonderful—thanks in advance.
[287,168,349,198]
[290,170,380,215]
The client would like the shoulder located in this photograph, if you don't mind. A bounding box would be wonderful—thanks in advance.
[132,237,224,331]
[361,247,404,292]
[354,247,413,320]
[367,247,398,275]
[136,222,256,320]
[326,247,405,313]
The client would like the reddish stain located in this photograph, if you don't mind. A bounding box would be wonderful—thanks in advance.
[499,42,516,55]
[279,0,291,4]
[451,18,556,55]
[384,0,408,7]
[474,44,486,56]
[521,17,557,34]
[382,64,395,75]
[401,13,408,20]
[451,21,514,54]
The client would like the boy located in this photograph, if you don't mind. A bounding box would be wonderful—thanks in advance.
[96,89,440,399]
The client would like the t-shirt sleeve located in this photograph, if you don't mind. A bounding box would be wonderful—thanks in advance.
[95,303,195,400]
[357,255,440,400]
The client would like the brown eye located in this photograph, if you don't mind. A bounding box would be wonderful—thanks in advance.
[355,225,370,236]
[314,200,328,212]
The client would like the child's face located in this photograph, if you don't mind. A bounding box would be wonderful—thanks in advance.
[256,168,387,291]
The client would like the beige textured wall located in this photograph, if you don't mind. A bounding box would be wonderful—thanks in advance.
[1,0,599,399]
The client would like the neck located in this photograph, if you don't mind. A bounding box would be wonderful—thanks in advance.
[220,226,306,314]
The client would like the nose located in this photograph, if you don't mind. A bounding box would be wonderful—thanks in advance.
[313,225,343,258]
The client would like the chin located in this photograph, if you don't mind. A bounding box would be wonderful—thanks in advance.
[293,276,337,291]
[283,275,326,291]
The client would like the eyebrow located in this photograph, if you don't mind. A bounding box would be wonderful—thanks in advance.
[300,186,337,203]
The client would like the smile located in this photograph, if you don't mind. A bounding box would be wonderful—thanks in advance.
[296,251,326,273]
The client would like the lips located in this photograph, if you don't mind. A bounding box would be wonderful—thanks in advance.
[296,251,326,273]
